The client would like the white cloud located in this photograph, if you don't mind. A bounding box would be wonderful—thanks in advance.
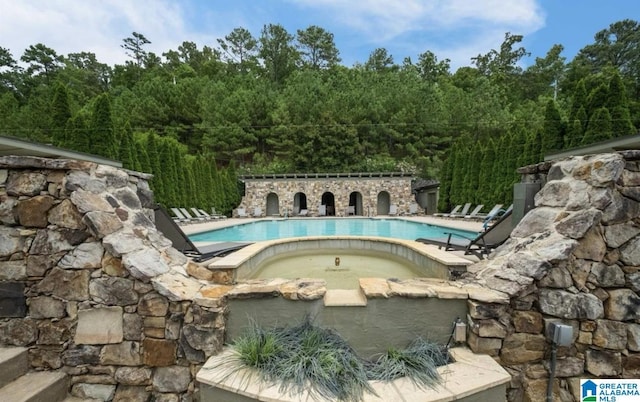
[0,0,218,66]
[287,0,545,68]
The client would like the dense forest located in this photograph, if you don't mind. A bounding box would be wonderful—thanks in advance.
[0,20,638,214]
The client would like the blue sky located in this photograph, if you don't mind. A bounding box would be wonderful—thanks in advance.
[1,0,638,71]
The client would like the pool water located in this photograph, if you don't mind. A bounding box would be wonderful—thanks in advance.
[189,218,477,242]
[251,248,430,289]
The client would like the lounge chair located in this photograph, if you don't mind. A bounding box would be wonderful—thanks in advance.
[197,208,225,220]
[470,204,503,221]
[434,204,461,217]
[482,204,513,230]
[347,206,355,216]
[253,207,262,217]
[448,203,471,218]
[389,205,398,216]
[409,203,419,215]
[210,208,227,219]
[236,208,248,218]
[154,206,250,262]
[461,204,484,219]
[179,207,205,222]
[190,208,215,221]
[318,205,326,216]
[170,207,190,224]
[416,208,514,259]
[299,209,308,216]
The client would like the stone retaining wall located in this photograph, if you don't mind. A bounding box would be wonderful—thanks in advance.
[0,156,229,401]
[461,151,640,401]
[5,151,640,402]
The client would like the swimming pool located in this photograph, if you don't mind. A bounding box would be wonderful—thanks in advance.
[189,218,477,242]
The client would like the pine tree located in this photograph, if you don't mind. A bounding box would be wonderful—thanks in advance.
[540,99,564,155]
[437,154,453,212]
[146,132,165,204]
[90,94,116,159]
[118,121,137,169]
[51,82,71,147]
[477,139,496,205]
[582,107,613,145]
[65,114,90,153]
[607,71,636,137]
[569,80,587,122]
[159,139,178,207]
[586,84,609,118]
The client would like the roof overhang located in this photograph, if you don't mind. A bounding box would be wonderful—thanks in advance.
[545,133,640,162]
[0,135,122,167]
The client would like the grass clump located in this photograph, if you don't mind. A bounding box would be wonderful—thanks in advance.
[230,317,448,401]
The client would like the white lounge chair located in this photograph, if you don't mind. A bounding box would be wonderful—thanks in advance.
[434,204,461,217]
[299,209,308,216]
[191,208,214,221]
[409,203,419,215]
[461,204,484,219]
[318,205,326,216]
[180,207,205,222]
[253,207,262,217]
[389,205,398,216]
[210,208,227,219]
[448,203,471,218]
[170,207,190,224]
[347,206,355,215]
[236,208,248,218]
[471,204,503,220]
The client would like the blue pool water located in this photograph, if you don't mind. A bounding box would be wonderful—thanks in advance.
[189,218,478,242]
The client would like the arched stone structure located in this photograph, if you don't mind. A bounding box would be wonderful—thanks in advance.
[237,173,432,217]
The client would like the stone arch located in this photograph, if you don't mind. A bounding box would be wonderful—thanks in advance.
[321,192,335,216]
[266,192,279,216]
[377,191,390,216]
[293,192,308,215]
[348,191,364,216]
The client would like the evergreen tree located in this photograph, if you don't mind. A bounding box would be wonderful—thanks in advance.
[582,107,613,145]
[607,71,636,137]
[159,139,178,207]
[65,114,90,153]
[540,99,565,154]
[569,80,588,122]
[90,93,116,159]
[477,139,496,205]
[586,83,609,118]
[437,154,453,212]
[50,82,71,146]
[610,106,636,137]
[146,132,165,203]
[118,121,137,169]
[566,119,584,149]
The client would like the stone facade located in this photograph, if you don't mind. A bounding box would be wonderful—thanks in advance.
[460,151,640,402]
[0,156,231,401]
[6,151,640,402]
[238,173,428,217]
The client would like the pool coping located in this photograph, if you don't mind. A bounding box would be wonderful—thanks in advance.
[196,346,511,402]
[206,236,473,272]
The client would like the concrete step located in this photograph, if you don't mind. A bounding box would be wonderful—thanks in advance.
[0,371,68,402]
[0,346,29,388]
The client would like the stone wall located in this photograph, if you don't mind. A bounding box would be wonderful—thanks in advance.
[0,156,231,401]
[460,151,640,401]
[238,174,420,217]
[6,151,640,402]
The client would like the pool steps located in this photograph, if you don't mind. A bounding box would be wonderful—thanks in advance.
[323,288,367,306]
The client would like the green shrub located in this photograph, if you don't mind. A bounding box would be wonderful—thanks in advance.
[227,318,448,402]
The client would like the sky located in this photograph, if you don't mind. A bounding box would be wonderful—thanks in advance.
[0,0,638,71]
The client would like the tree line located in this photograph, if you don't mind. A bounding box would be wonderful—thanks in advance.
[0,20,638,213]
